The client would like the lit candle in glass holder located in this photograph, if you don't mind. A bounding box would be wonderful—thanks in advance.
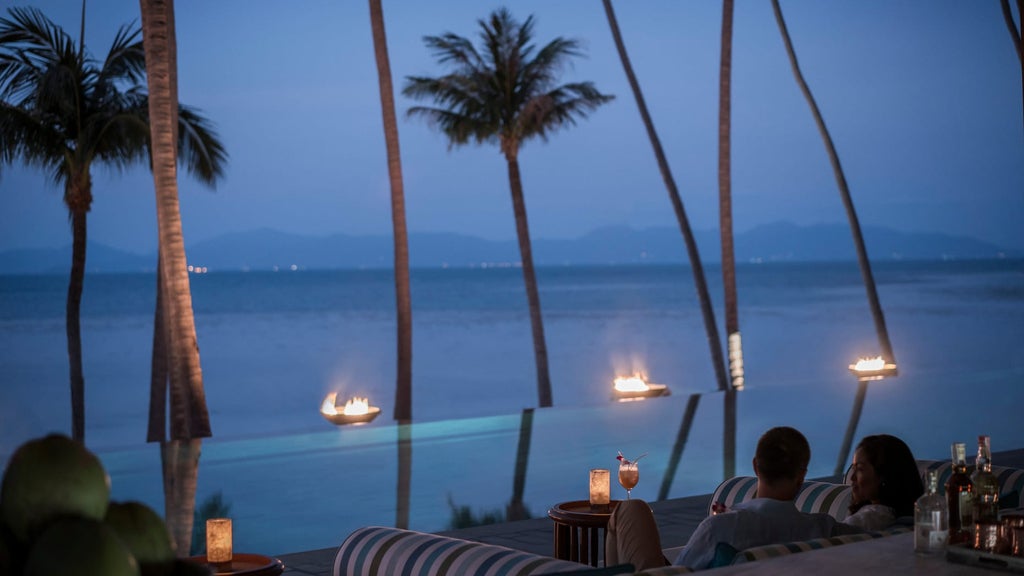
[207,518,233,564]
[590,468,610,510]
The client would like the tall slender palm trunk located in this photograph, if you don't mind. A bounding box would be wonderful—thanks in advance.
[604,0,729,482]
[602,0,729,398]
[718,0,740,480]
[771,0,895,365]
[66,205,88,442]
[505,154,553,408]
[368,0,413,422]
[1001,0,1023,129]
[140,0,210,555]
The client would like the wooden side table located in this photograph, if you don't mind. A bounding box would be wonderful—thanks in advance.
[186,553,284,576]
[548,500,621,567]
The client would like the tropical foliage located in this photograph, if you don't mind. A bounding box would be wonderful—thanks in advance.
[0,6,226,442]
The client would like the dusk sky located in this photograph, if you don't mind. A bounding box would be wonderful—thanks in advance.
[1,0,1021,255]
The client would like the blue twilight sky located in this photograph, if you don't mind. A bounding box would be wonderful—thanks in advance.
[1,0,1021,255]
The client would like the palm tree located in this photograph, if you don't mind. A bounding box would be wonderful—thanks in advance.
[603,0,731,478]
[717,0,741,480]
[770,0,897,475]
[771,0,895,365]
[0,6,225,444]
[403,8,612,408]
[368,0,413,423]
[1000,0,1023,129]
[139,0,223,554]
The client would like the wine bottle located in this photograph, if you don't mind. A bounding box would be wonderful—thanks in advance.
[971,435,1000,551]
[946,442,974,545]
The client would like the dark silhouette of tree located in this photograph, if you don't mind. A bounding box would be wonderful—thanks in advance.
[404,8,613,408]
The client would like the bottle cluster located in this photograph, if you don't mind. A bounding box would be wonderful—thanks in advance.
[916,435,1012,556]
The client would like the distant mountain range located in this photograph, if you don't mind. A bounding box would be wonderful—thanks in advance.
[0,222,1017,274]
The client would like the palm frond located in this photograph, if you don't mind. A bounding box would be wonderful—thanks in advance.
[177,105,228,186]
[403,7,611,154]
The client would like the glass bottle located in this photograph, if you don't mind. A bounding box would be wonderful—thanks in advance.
[946,442,974,545]
[971,435,1000,551]
[915,470,949,555]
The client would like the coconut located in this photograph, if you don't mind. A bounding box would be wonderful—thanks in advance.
[23,516,139,576]
[0,434,111,543]
[105,501,176,564]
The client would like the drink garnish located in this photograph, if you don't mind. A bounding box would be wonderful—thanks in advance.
[616,451,647,465]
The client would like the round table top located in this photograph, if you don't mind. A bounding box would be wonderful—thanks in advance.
[548,500,622,526]
[187,553,284,576]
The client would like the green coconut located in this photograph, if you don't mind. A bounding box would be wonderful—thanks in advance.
[23,516,139,576]
[0,434,111,543]
[105,500,176,564]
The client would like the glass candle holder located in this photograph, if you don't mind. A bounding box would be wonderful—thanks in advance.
[207,518,233,563]
[589,469,610,509]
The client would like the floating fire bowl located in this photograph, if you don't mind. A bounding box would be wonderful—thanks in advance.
[612,383,670,402]
[321,406,381,426]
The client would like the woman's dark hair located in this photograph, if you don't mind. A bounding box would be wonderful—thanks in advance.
[849,434,924,517]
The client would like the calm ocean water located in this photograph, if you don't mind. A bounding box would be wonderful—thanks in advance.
[1,260,1023,553]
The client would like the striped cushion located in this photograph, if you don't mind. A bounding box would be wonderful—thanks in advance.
[708,476,758,514]
[334,526,587,576]
[708,477,851,521]
[732,526,909,565]
[794,481,851,521]
[632,566,694,576]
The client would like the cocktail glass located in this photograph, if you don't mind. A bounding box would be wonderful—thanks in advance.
[618,460,639,500]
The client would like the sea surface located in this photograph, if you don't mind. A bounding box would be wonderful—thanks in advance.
[1,260,1023,554]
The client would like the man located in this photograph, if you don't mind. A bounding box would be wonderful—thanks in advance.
[606,426,863,571]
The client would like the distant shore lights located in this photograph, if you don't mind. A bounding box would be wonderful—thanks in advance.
[849,356,898,381]
[612,373,669,401]
[320,392,381,425]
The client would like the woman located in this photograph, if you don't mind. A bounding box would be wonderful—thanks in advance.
[845,434,924,530]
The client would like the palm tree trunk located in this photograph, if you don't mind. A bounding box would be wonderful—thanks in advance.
[148,255,168,442]
[66,206,87,442]
[368,0,413,423]
[140,0,210,555]
[771,0,896,365]
[1001,0,1024,129]
[718,0,739,480]
[602,0,730,398]
[1002,0,1023,59]
[504,154,553,408]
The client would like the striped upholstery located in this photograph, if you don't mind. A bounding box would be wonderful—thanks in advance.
[708,476,758,513]
[708,477,851,521]
[793,481,851,521]
[731,526,910,565]
[916,460,1024,507]
[632,566,694,576]
[334,526,587,576]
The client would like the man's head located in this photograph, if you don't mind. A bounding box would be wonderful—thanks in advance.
[752,426,810,500]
